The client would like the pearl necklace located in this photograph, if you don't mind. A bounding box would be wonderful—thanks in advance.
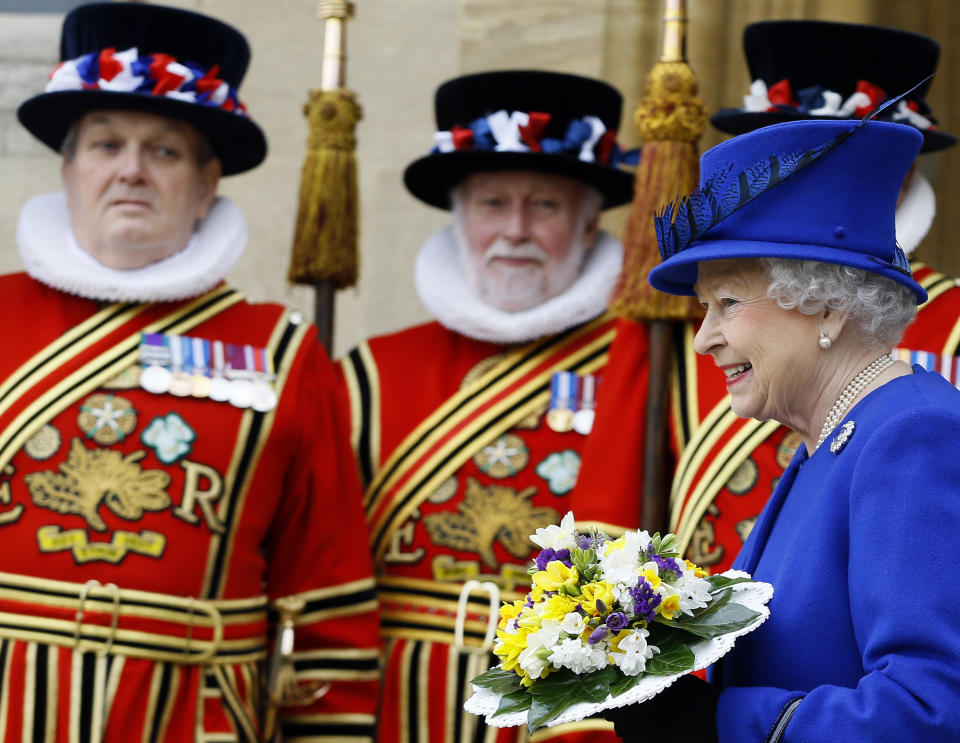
[815,353,894,450]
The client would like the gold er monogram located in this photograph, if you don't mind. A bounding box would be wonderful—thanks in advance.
[423,478,558,568]
[25,438,171,531]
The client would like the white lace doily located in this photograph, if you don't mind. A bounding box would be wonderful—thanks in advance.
[464,571,774,728]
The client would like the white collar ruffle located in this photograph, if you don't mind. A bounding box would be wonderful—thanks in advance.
[897,170,935,257]
[414,226,622,344]
[17,192,247,303]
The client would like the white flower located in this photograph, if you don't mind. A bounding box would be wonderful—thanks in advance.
[530,511,578,551]
[610,628,659,677]
[518,621,562,679]
[676,565,713,616]
[560,611,585,636]
[549,637,608,674]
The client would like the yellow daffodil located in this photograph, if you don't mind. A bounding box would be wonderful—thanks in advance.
[658,594,681,620]
[498,599,525,629]
[493,626,531,672]
[578,580,615,617]
[686,559,709,578]
[541,593,578,621]
[641,568,662,590]
[532,561,579,593]
[603,536,627,557]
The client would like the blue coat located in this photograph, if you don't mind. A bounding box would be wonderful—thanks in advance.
[714,367,960,741]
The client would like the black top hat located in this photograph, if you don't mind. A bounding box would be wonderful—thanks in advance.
[403,70,636,210]
[711,21,955,153]
[17,2,267,175]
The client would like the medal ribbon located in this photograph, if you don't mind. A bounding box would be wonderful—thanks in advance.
[0,285,244,474]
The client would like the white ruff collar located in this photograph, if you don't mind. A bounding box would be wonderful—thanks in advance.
[17,192,247,303]
[896,171,935,257]
[415,227,622,344]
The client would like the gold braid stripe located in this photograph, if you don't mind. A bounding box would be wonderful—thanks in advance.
[370,336,613,561]
[668,404,739,533]
[364,314,614,515]
[675,419,782,555]
[0,301,147,416]
[0,285,243,476]
[941,314,960,357]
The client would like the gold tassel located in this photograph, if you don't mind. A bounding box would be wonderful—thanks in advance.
[288,88,362,288]
[609,60,706,322]
[261,596,330,742]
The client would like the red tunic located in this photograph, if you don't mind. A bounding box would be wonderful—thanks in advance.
[670,261,960,573]
[339,316,649,743]
[0,273,379,743]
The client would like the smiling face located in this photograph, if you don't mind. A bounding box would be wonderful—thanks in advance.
[61,110,221,270]
[693,259,824,427]
[453,170,600,312]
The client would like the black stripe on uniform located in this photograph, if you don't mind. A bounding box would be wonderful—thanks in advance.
[292,655,379,673]
[347,348,375,488]
[147,663,173,743]
[205,315,298,599]
[32,644,49,743]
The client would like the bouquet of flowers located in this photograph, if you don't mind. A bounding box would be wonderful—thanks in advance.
[464,512,773,732]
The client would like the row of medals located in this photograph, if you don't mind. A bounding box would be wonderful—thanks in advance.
[138,333,278,412]
[545,371,597,435]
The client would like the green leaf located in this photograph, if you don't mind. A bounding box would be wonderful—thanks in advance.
[525,667,616,733]
[472,667,523,695]
[645,637,695,675]
[493,689,532,717]
[705,575,753,592]
[658,601,761,639]
[608,667,645,697]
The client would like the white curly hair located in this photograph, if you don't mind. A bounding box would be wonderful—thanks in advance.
[760,257,917,347]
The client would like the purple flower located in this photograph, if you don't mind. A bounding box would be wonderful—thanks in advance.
[595,599,607,615]
[588,625,609,645]
[576,532,608,550]
[628,577,663,624]
[535,547,572,571]
[650,554,682,581]
[606,612,628,631]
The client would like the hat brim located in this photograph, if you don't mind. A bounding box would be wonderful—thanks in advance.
[403,150,635,210]
[648,239,927,304]
[711,109,956,154]
[18,89,267,176]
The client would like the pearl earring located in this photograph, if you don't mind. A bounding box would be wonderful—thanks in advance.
[818,331,832,349]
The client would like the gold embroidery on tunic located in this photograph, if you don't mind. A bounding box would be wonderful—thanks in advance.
[423,478,558,568]
[36,525,166,562]
[472,434,529,479]
[688,503,723,567]
[25,438,171,532]
[24,424,61,461]
[77,393,137,446]
[725,457,758,495]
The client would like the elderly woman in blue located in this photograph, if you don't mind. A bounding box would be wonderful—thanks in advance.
[609,117,960,742]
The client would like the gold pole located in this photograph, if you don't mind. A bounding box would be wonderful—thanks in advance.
[609,0,705,534]
[287,0,363,352]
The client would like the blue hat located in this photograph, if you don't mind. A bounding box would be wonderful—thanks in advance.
[648,119,927,303]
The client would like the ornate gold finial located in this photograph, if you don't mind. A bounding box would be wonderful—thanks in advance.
[633,0,705,144]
